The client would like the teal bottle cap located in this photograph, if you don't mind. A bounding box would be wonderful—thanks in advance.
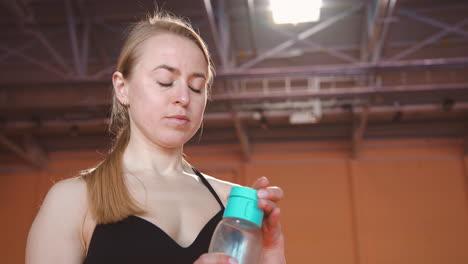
[223,186,264,228]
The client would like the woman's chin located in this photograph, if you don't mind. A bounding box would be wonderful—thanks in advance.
[156,135,193,149]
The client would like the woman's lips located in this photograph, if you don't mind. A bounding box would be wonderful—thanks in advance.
[166,115,190,124]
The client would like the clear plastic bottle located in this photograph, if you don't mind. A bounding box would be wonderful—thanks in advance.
[209,186,264,264]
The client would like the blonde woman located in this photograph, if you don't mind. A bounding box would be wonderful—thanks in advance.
[26,11,285,264]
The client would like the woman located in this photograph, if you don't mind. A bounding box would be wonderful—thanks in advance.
[26,11,285,264]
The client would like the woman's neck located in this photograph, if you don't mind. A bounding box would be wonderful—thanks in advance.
[122,133,189,179]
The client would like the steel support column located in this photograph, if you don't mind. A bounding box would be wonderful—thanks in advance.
[229,102,251,162]
[352,104,370,159]
[65,0,83,76]
[246,0,258,57]
[217,0,231,68]
[372,0,398,63]
[203,0,252,160]
[81,18,90,76]
[202,0,229,68]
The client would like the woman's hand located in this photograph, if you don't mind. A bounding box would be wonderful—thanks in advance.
[252,177,286,263]
[196,178,285,264]
[194,253,238,264]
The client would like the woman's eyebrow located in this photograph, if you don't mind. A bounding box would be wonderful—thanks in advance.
[152,64,206,79]
[191,72,206,79]
[152,64,178,73]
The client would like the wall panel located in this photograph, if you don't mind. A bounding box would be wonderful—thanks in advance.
[1,139,467,264]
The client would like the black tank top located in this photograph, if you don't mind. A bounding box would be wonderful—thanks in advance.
[83,168,225,264]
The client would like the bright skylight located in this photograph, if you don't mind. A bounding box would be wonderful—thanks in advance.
[270,0,323,24]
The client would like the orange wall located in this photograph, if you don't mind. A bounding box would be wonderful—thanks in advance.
[1,138,468,264]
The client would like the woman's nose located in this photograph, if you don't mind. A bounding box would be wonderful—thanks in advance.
[172,82,190,106]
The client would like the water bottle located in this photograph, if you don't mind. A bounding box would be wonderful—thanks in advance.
[208,186,264,264]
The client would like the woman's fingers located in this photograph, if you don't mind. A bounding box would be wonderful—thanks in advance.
[251,176,269,190]
[250,177,285,251]
[258,198,278,214]
[265,207,281,231]
[259,200,282,230]
[258,186,284,203]
[194,253,238,264]
[251,177,283,222]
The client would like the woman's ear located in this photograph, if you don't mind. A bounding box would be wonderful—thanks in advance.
[112,71,129,106]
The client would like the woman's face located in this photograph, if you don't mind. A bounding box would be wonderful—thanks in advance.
[120,33,209,149]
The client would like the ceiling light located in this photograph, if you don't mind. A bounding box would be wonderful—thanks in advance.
[270,0,323,24]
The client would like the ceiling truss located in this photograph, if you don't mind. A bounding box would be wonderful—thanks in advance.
[0,0,467,168]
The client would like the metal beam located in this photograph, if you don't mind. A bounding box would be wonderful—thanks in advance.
[237,3,364,69]
[25,30,74,73]
[212,83,468,102]
[81,18,90,76]
[463,134,468,223]
[90,64,115,80]
[0,29,66,63]
[372,0,398,63]
[217,0,231,68]
[3,80,467,109]
[0,132,45,168]
[65,0,83,76]
[2,0,73,73]
[1,0,35,29]
[23,134,49,168]
[257,21,358,63]
[90,25,111,66]
[0,44,68,77]
[4,102,468,136]
[204,0,248,158]
[218,56,468,79]
[464,134,468,156]
[411,3,468,13]
[389,18,468,61]
[0,43,32,63]
[366,0,386,60]
[352,104,370,159]
[246,0,258,58]
[360,1,371,62]
[85,42,468,81]
[229,102,251,162]
[77,0,91,75]
[398,8,468,38]
[202,0,229,68]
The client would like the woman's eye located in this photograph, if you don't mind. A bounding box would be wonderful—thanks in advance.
[158,80,203,94]
[189,86,202,94]
[158,81,173,87]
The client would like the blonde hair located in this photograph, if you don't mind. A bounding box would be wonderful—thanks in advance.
[83,11,214,224]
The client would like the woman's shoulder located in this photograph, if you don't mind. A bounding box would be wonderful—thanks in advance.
[199,172,240,206]
[26,177,90,261]
[39,176,89,222]
[46,177,88,205]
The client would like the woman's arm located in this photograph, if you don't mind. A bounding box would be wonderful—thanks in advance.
[26,177,88,264]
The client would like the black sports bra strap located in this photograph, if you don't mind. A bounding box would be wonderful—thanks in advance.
[192,168,225,209]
